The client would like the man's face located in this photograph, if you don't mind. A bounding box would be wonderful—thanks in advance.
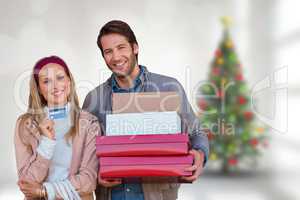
[101,33,138,77]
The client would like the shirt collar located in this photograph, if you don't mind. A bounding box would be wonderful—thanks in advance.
[111,65,146,93]
[44,102,70,120]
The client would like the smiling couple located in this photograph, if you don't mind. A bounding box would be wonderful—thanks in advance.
[14,20,209,200]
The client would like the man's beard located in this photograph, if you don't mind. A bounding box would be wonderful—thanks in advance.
[111,55,137,78]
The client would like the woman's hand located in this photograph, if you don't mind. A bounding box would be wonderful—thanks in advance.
[18,180,42,199]
[39,118,55,140]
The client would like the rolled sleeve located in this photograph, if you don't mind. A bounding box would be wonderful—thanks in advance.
[190,134,209,166]
[43,182,56,200]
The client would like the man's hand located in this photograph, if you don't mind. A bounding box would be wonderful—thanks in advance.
[98,176,122,187]
[181,149,205,182]
[18,180,42,200]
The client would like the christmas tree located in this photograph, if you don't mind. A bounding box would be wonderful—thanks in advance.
[197,17,267,173]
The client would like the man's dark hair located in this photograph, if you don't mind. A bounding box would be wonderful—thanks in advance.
[97,20,138,59]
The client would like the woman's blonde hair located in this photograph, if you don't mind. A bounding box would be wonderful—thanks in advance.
[20,56,80,143]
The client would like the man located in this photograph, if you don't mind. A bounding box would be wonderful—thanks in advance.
[83,20,209,200]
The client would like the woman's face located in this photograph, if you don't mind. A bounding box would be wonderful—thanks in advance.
[38,63,71,107]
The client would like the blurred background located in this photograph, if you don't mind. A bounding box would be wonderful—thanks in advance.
[0,0,299,199]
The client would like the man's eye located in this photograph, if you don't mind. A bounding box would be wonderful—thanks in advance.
[104,50,112,55]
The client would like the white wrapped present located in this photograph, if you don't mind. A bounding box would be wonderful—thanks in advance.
[106,111,181,136]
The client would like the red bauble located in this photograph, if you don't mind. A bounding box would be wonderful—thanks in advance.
[217,90,225,99]
[237,96,247,105]
[207,132,214,140]
[198,99,208,110]
[215,49,222,57]
[235,73,243,81]
[212,67,221,76]
[244,111,253,120]
[250,138,259,147]
[228,158,238,166]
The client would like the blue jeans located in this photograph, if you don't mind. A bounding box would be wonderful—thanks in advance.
[111,183,144,200]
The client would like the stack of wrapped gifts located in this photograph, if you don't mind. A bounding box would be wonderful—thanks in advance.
[96,92,193,183]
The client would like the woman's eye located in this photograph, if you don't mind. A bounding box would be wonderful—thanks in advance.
[57,76,65,80]
[43,80,49,84]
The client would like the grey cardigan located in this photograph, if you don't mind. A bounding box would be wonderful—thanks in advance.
[83,66,209,200]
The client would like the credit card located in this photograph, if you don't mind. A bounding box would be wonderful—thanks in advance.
[49,107,67,120]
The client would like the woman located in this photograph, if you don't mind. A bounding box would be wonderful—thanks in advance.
[14,56,100,200]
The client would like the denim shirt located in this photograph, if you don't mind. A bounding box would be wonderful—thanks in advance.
[111,65,145,93]
[110,65,145,200]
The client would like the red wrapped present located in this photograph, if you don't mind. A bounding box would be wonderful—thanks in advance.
[96,134,189,157]
[99,155,193,183]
